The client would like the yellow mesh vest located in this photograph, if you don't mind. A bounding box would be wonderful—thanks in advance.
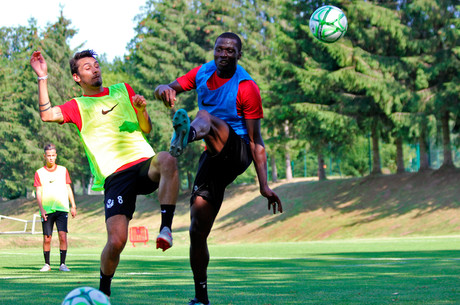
[36,165,70,214]
[74,83,155,191]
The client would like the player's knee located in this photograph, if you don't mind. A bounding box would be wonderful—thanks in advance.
[196,110,212,124]
[196,109,210,117]
[107,234,127,253]
[159,151,178,174]
[189,225,201,242]
[189,221,210,242]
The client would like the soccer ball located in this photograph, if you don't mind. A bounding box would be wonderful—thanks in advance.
[309,5,348,43]
[62,287,111,305]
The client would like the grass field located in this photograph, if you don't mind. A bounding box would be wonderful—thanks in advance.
[0,235,459,305]
[1,172,460,304]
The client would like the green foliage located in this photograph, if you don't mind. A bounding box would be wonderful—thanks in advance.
[1,0,459,198]
[0,14,92,199]
[269,0,459,176]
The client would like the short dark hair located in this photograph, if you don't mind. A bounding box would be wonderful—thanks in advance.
[44,143,56,153]
[215,32,242,52]
[69,49,98,75]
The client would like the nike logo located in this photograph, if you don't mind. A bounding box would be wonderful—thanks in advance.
[102,103,119,115]
[201,99,216,107]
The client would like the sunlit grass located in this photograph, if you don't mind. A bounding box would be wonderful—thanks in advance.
[0,236,459,304]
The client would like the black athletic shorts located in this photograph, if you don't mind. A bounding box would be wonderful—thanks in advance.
[191,125,253,212]
[103,156,159,221]
[42,211,68,236]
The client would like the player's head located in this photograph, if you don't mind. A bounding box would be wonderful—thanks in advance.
[43,143,57,167]
[214,32,242,75]
[69,49,102,88]
[215,32,242,52]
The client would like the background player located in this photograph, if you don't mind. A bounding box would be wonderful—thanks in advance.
[34,143,77,272]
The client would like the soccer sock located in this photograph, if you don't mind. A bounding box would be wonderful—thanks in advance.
[194,277,209,304]
[44,251,50,265]
[160,205,176,231]
[188,126,197,143]
[99,269,114,297]
[60,250,67,265]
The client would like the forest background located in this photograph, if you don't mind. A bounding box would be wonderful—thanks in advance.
[0,0,458,199]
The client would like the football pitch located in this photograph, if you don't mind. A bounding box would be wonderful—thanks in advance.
[0,236,459,305]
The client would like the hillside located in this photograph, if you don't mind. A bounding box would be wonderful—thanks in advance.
[1,169,459,248]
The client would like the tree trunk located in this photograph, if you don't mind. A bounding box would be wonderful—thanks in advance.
[419,116,430,171]
[440,110,454,168]
[395,137,405,173]
[187,171,194,192]
[87,176,94,195]
[317,152,326,180]
[285,151,293,181]
[80,177,88,196]
[270,154,278,182]
[283,120,293,180]
[371,120,382,175]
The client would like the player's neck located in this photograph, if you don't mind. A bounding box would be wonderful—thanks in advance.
[45,163,57,170]
[216,67,236,79]
[83,85,104,96]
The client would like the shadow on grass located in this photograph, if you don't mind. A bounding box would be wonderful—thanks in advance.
[217,169,460,233]
[1,249,458,304]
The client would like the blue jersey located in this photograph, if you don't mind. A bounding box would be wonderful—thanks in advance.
[196,60,254,142]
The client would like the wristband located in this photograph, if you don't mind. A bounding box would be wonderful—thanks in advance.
[37,75,48,80]
[39,106,51,112]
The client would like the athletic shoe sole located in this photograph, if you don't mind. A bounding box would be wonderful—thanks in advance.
[59,264,71,272]
[156,227,173,252]
[188,298,210,305]
[170,109,190,157]
[40,264,51,272]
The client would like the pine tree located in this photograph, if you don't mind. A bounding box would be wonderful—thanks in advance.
[0,23,44,198]
[36,12,93,193]
[0,13,92,198]
[403,0,459,169]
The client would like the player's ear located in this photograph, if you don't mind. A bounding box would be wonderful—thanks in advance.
[72,73,81,83]
[238,51,242,60]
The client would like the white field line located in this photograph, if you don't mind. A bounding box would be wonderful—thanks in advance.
[1,256,459,280]
[1,252,459,261]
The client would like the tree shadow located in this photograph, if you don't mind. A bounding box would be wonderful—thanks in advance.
[216,169,460,233]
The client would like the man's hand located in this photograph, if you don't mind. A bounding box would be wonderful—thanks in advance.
[70,206,77,218]
[154,85,177,108]
[261,187,283,214]
[133,94,152,134]
[30,51,48,77]
[132,94,147,112]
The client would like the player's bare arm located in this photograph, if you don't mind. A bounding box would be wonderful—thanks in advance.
[154,81,184,108]
[246,119,283,214]
[67,184,77,218]
[30,51,64,123]
[132,94,152,134]
[35,186,48,221]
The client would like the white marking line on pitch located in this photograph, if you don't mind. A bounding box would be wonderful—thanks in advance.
[1,252,459,261]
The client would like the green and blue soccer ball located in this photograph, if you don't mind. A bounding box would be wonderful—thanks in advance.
[309,5,348,43]
[62,287,110,305]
